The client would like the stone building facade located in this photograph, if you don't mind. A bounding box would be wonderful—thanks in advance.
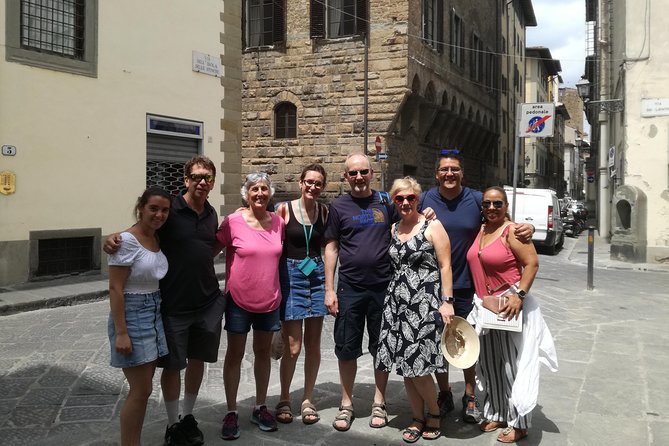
[241,0,508,200]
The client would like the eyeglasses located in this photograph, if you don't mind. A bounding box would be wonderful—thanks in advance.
[188,173,215,183]
[437,166,462,173]
[394,194,417,204]
[481,200,505,209]
[440,149,460,155]
[302,179,324,188]
[347,169,370,177]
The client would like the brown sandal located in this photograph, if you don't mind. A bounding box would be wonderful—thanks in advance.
[332,405,355,432]
[497,427,528,443]
[301,401,320,425]
[481,420,508,432]
[275,400,293,424]
[369,402,388,428]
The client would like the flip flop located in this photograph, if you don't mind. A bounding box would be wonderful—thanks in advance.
[301,401,320,425]
[332,405,355,432]
[497,427,528,443]
[275,400,293,424]
[369,402,388,428]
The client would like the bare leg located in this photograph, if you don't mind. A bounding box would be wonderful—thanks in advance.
[253,330,274,405]
[183,359,204,411]
[333,358,356,430]
[301,317,323,404]
[464,365,476,396]
[434,371,450,392]
[410,375,440,430]
[279,320,303,402]
[121,362,156,446]
[223,332,248,412]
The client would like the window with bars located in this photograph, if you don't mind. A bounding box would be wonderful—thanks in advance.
[20,0,85,58]
[275,102,297,139]
[5,0,98,76]
[310,0,367,39]
[244,0,285,48]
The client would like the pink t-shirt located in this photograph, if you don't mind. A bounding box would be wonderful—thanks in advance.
[216,212,285,313]
[466,225,522,297]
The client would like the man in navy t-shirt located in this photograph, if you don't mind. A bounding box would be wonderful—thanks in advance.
[324,153,397,432]
[420,151,533,424]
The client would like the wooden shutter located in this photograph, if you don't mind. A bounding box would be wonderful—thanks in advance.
[273,0,285,44]
[310,0,325,38]
[356,0,368,36]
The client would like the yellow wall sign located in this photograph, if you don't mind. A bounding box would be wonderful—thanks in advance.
[1,171,16,195]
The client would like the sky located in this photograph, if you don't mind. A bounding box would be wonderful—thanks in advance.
[526,0,586,87]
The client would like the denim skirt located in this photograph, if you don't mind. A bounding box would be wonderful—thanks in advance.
[108,290,168,368]
[279,256,327,321]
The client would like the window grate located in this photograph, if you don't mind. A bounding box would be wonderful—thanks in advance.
[147,161,185,197]
[36,236,94,276]
[20,0,85,59]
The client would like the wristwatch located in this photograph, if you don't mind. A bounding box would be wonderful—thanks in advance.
[516,289,527,300]
[442,296,455,304]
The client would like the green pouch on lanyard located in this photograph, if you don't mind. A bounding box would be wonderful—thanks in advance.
[298,257,317,276]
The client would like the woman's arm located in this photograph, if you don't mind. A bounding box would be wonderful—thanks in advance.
[426,220,455,325]
[502,226,540,319]
[108,266,132,354]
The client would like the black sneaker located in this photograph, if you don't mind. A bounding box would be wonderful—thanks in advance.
[179,414,204,446]
[250,405,278,432]
[461,393,482,423]
[437,390,455,416]
[164,422,189,446]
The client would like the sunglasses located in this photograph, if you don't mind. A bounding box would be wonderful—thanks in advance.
[188,173,215,183]
[394,194,417,204]
[347,169,370,177]
[481,200,505,209]
[302,179,324,188]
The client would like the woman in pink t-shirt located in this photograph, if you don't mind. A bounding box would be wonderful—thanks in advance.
[216,172,285,440]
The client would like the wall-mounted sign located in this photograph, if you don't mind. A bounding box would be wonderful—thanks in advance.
[517,103,555,138]
[641,98,669,117]
[192,51,221,77]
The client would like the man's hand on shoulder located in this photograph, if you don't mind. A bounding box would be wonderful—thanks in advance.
[513,223,535,243]
[421,207,437,220]
[103,233,122,255]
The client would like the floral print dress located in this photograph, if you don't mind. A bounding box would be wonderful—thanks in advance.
[375,221,447,377]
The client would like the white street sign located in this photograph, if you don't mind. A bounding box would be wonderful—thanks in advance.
[518,103,555,138]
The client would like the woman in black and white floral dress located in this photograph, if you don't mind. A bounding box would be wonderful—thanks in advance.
[375,177,454,443]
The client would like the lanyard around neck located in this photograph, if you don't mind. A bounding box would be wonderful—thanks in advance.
[297,199,314,257]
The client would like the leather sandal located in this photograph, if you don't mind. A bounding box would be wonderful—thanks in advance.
[402,418,424,443]
[422,412,441,440]
[275,400,293,424]
[369,402,388,428]
[481,420,508,432]
[332,405,355,432]
[301,401,320,425]
[497,426,528,443]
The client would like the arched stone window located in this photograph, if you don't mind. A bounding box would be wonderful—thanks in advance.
[275,102,297,138]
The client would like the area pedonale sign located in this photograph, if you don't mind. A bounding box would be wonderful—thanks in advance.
[517,103,555,138]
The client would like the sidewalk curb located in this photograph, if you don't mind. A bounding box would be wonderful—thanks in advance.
[0,290,108,316]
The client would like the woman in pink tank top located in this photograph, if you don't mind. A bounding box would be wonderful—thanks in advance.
[465,186,540,443]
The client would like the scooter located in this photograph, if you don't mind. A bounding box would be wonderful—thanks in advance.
[563,211,579,237]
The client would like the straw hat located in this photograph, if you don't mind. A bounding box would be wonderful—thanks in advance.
[441,316,480,369]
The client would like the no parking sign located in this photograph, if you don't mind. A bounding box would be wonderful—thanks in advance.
[518,103,555,138]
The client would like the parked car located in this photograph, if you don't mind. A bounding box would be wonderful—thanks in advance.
[504,186,564,255]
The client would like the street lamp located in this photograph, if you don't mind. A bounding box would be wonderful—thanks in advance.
[576,77,624,112]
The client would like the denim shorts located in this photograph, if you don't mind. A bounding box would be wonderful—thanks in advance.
[224,294,281,334]
[279,256,327,321]
[108,291,168,368]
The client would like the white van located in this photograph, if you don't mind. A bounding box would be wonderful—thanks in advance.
[504,186,564,255]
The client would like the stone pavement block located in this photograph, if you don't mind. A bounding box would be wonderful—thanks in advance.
[0,427,48,446]
[38,373,78,387]
[552,359,588,379]
[65,394,119,407]
[59,405,115,422]
[650,420,669,446]
[572,413,648,444]
[51,362,87,375]
[540,375,583,402]
[0,399,18,416]
[27,351,64,363]
[18,388,69,406]
[579,378,645,417]
[536,394,579,423]
[646,372,669,416]
[2,378,36,398]
[72,367,124,395]
[9,405,59,427]
[40,422,111,445]
[60,350,97,362]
